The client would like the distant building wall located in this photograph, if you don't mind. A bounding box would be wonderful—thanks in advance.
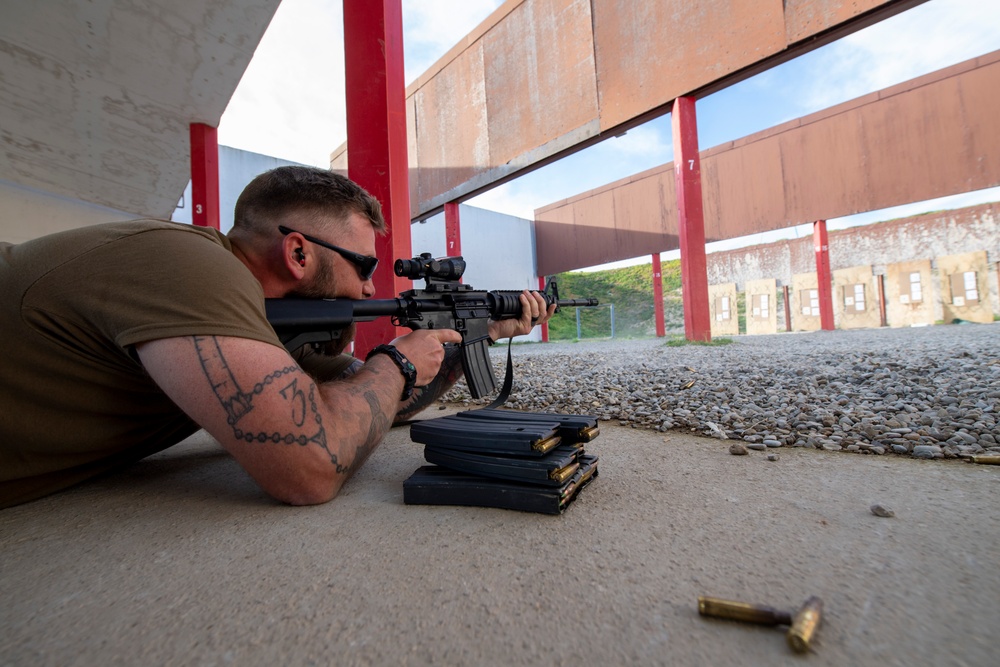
[707,202,1000,327]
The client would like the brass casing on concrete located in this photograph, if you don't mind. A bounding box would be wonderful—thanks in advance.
[787,596,823,653]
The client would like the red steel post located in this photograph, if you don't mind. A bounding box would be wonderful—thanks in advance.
[672,97,711,342]
[343,0,412,357]
[538,276,549,342]
[652,253,666,337]
[189,123,220,229]
[444,201,462,258]
[813,220,835,330]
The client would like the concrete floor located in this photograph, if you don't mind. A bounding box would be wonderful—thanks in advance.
[1,414,998,666]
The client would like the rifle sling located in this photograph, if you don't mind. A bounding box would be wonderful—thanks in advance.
[485,338,515,410]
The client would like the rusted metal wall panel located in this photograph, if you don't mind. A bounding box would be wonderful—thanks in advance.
[611,173,672,260]
[533,199,577,277]
[569,188,618,268]
[482,0,599,167]
[767,107,875,228]
[412,42,489,210]
[719,52,1000,232]
[784,0,890,42]
[330,0,915,220]
[702,135,789,240]
[592,0,786,131]
[536,52,1000,275]
[536,166,679,275]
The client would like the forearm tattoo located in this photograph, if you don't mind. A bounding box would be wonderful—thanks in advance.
[397,344,466,420]
[194,335,350,473]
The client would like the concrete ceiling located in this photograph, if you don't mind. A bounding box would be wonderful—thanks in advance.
[0,0,281,217]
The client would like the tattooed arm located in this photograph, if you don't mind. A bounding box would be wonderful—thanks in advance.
[135,329,460,505]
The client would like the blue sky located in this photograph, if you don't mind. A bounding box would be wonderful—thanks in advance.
[218,0,1000,269]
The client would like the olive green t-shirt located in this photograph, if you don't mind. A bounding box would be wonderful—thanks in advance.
[0,220,286,508]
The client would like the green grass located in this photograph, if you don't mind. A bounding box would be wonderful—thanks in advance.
[663,335,735,347]
[547,261,685,340]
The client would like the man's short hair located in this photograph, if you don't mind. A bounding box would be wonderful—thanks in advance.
[234,166,386,235]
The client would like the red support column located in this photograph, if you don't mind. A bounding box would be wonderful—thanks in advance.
[813,220,835,330]
[189,123,220,229]
[672,96,711,342]
[652,254,666,337]
[343,0,412,357]
[444,201,462,258]
[538,276,549,342]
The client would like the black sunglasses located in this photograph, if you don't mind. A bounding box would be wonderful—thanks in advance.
[278,225,379,280]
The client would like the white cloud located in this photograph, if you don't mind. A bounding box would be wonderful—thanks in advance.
[401,0,505,83]
[802,0,1000,110]
[218,0,346,167]
[219,0,505,165]
[467,181,538,220]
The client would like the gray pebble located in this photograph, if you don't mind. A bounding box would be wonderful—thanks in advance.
[443,325,1000,468]
[912,445,944,459]
[766,453,779,462]
[870,504,896,518]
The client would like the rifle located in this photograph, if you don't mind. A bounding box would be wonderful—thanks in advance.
[265,253,599,399]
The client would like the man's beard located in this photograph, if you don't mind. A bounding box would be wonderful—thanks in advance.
[287,254,336,299]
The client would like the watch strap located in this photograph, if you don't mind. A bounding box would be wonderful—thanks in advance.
[366,344,418,400]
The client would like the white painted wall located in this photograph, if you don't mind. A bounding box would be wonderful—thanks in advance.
[172,146,303,231]
[0,179,135,243]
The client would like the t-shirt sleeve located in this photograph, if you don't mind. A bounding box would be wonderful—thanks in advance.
[22,227,284,352]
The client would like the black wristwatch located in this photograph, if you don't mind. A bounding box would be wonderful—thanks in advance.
[365,344,418,400]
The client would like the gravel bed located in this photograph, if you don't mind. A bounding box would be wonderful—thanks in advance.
[441,322,1000,460]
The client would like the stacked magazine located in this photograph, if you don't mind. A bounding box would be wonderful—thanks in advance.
[403,408,601,515]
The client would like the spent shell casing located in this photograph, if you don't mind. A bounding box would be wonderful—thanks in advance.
[697,596,792,626]
[970,455,1000,465]
[787,596,823,653]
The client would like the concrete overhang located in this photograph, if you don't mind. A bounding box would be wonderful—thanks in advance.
[0,0,281,218]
